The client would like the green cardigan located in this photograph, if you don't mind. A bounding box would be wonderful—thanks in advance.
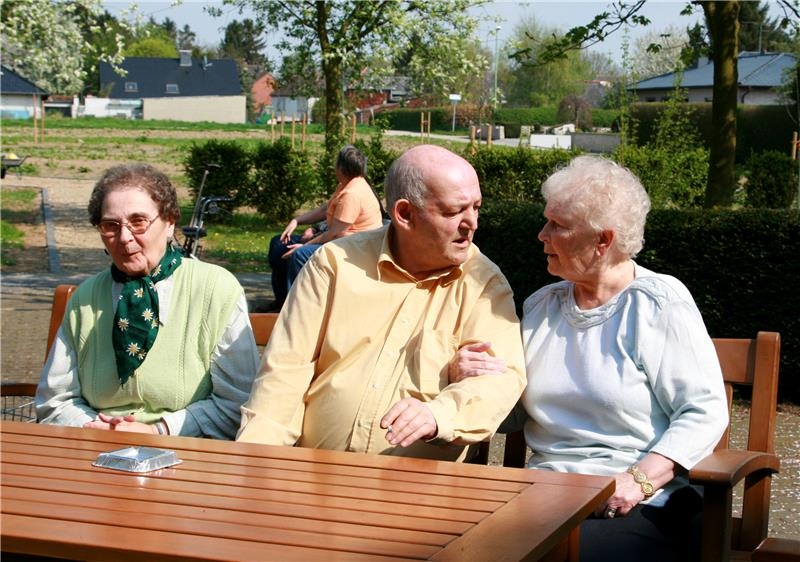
[42,259,258,437]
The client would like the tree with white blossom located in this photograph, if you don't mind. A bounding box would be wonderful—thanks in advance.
[0,0,129,94]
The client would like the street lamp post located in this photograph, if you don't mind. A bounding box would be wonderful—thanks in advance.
[492,25,501,110]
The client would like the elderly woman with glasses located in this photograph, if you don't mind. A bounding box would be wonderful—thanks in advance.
[35,163,259,439]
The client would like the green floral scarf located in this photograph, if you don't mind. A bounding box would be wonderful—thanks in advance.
[111,244,182,385]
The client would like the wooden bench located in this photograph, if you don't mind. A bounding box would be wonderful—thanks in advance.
[753,537,800,562]
[1,284,278,421]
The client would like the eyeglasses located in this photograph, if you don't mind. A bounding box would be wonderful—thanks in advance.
[96,215,159,237]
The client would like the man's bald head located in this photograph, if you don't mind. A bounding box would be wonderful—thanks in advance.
[385,145,477,211]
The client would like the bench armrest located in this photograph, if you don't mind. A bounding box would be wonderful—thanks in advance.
[689,449,780,487]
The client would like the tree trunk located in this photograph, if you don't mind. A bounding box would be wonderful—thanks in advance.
[322,57,346,190]
[315,1,346,194]
[702,1,740,208]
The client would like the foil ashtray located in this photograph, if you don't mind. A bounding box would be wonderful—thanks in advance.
[93,446,182,473]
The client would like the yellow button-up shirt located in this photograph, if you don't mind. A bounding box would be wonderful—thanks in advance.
[238,226,526,461]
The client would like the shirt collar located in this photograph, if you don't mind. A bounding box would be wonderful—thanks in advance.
[376,226,466,286]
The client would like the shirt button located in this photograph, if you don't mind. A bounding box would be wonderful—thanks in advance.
[372,382,381,389]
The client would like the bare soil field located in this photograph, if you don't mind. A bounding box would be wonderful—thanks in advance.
[1,126,797,542]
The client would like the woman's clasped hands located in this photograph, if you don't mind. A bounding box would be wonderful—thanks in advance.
[83,412,159,433]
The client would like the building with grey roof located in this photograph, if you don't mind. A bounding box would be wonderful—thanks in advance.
[96,51,246,123]
[630,52,796,105]
[0,65,48,119]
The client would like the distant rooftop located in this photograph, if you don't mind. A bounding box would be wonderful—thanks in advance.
[632,52,796,90]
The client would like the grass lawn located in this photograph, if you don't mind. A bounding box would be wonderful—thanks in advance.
[0,189,38,266]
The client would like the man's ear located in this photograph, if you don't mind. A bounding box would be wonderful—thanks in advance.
[393,199,414,230]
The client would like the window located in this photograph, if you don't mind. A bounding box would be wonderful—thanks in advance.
[165,83,179,94]
[124,82,138,93]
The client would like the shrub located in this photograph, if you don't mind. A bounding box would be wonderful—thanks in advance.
[354,124,400,202]
[744,150,798,209]
[464,145,575,202]
[614,144,708,208]
[183,140,251,205]
[630,103,796,163]
[245,138,322,225]
[556,95,593,131]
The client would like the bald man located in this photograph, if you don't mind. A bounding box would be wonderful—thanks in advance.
[238,145,525,461]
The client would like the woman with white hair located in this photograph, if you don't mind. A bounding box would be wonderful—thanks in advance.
[522,155,728,561]
[453,155,729,561]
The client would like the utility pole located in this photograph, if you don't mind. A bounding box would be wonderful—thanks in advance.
[492,25,501,108]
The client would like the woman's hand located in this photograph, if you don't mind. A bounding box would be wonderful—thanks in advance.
[596,471,647,518]
[83,412,159,434]
[279,219,298,244]
[281,244,302,259]
[597,454,677,518]
[448,342,507,383]
[299,227,316,243]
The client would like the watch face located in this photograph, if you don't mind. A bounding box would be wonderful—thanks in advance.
[642,482,655,496]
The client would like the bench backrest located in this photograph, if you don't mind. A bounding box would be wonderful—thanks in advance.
[500,331,781,465]
[3,284,277,422]
[45,283,278,353]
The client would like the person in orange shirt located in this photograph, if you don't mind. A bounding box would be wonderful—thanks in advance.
[267,144,383,309]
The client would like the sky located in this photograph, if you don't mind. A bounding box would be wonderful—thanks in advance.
[102,0,778,66]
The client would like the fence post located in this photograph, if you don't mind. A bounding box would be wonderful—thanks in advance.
[427,112,431,140]
[33,94,38,145]
[302,113,307,151]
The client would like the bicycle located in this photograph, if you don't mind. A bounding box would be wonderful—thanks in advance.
[177,163,233,259]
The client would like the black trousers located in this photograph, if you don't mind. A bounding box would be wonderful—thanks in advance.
[579,486,704,562]
[268,234,302,309]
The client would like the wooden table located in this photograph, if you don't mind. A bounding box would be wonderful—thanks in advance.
[1,422,614,561]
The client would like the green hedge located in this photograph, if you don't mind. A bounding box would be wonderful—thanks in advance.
[464,146,575,202]
[631,103,797,162]
[475,202,800,403]
[380,106,617,134]
[380,108,453,131]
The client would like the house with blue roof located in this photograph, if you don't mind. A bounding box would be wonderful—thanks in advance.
[0,65,48,119]
[630,52,796,105]
[97,51,245,123]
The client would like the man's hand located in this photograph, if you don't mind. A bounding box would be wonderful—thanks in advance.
[448,341,507,383]
[380,398,437,447]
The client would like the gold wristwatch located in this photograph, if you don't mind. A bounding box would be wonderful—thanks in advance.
[627,465,655,497]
